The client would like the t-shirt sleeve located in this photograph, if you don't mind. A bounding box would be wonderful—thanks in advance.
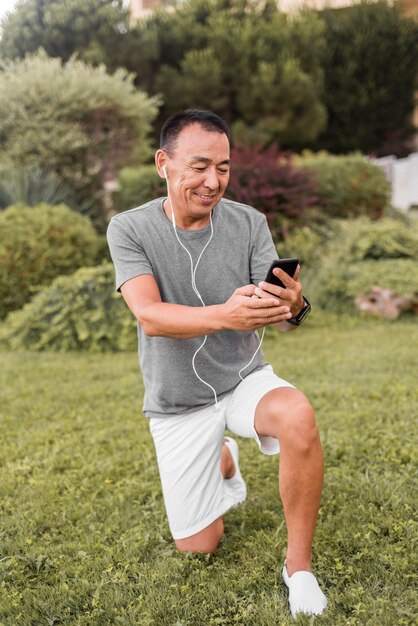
[106,216,154,292]
[250,214,278,286]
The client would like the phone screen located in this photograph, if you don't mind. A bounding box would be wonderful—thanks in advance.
[264,258,299,290]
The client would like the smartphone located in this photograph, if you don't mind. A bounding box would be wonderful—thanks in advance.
[264,258,299,290]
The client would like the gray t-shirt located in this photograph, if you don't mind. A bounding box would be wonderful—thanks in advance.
[106,197,278,418]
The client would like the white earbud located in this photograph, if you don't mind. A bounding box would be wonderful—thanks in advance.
[162,164,167,179]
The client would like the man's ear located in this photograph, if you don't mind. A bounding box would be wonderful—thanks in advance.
[155,149,167,179]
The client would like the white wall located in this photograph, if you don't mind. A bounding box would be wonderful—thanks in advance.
[372,153,418,212]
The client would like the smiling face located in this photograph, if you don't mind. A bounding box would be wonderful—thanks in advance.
[155,123,230,230]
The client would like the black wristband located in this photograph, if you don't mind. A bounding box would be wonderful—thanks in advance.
[287,297,311,326]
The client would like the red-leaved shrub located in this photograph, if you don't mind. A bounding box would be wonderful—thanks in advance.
[226,144,318,237]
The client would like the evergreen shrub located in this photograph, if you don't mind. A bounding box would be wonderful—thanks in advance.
[0,51,159,229]
[296,152,391,219]
[116,165,166,211]
[276,221,339,269]
[0,264,136,352]
[0,203,102,319]
[324,217,418,262]
[309,217,418,313]
[275,219,343,306]
[313,258,418,314]
[0,165,87,212]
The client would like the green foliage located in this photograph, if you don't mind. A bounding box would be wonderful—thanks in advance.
[276,220,338,269]
[0,51,160,230]
[0,165,90,213]
[116,165,166,211]
[0,203,102,319]
[0,0,127,66]
[3,0,417,157]
[126,0,327,147]
[314,257,418,313]
[323,216,418,262]
[314,0,418,155]
[308,217,418,312]
[296,152,391,219]
[0,318,417,624]
[0,263,137,351]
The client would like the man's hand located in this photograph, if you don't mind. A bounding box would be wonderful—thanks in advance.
[254,265,305,318]
[222,284,293,331]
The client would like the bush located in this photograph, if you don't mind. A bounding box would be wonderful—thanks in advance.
[323,217,418,262]
[275,220,340,300]
[116,165,166,212]
[0,51,159,230]
[295,152,391,219]
[276,220,339,269]
[0,203,102,319]
[0,165,89,213]
[226,144,319,237]
[0,264,136,352]
[313,258,418,314]
[308,217,418,313]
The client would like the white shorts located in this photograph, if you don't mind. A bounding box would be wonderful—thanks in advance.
[149,365,295,540]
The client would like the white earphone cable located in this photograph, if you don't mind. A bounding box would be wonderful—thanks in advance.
[164,165,266,407]
[238,326,265,381]
[170,209,220,407]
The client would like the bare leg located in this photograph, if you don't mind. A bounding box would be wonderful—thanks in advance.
[254,387,324,576]
[254,387,327,617]
[221,438,236,479]
[175,516,224,554]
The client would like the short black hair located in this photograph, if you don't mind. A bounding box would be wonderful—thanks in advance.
[160,109,230,156]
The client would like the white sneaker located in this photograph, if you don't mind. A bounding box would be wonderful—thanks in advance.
[282,561,328,619]
[223,436,247,505]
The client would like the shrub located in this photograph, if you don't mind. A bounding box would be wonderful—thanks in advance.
[0,165,90,213]
[308,217,418,313]
[313,258,418,314]
[0,203,102,319]
[275,219,344,305]
[226,144,319,237]
[0,264,136,352]
[323,217,418,262]
[116,165,166,212]
[276,220,339,269]
[295,152,391,219]
[0,51,159,230]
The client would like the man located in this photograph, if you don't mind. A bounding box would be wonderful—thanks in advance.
[107,110,327,619]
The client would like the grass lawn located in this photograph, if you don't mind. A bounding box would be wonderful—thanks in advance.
[0,314,417,625]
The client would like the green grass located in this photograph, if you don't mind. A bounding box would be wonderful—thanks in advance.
[0,315,417,625]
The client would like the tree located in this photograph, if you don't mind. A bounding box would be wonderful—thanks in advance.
[314,0,418,156]
[120,0,328,147]
[0,51,159,229]
[0,0,127,66]
[0,0,327,148]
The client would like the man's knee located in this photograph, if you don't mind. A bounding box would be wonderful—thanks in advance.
[175,517,224,555]
[287,396,318,453]
[258,389,320,454]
